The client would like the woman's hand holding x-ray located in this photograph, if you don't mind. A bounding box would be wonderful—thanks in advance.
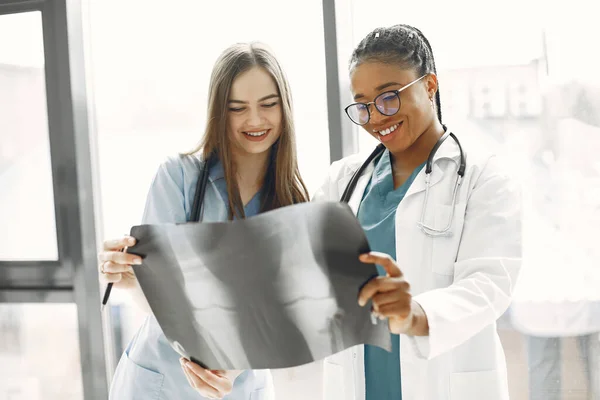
[98,236,141,289]
[358,252,429,336]
[180,358,242,399]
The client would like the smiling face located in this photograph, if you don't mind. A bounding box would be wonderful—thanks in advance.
[227,66,282,158]
[349,61,438,155]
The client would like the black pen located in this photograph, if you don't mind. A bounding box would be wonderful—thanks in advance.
[101,246,127,312]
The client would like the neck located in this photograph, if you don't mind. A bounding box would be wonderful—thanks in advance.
[390,120,445,174]
[232,150,270,191]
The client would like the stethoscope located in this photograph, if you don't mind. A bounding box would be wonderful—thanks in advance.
[340,126,466,237]
[190,155,215,223]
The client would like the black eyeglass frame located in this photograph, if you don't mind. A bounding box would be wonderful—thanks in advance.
[344,74,428,126]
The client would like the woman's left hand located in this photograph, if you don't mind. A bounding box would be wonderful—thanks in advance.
[358,252,428,335]
[180,358,242,399]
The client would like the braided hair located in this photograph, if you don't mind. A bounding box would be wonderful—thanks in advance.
[350,24,442,123]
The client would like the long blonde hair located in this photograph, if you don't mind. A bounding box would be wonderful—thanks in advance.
[187,42,309,219]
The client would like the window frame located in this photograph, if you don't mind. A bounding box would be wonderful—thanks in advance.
[0,0,110,398]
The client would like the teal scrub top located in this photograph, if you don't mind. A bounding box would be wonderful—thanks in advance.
[108,155,271,400]
[357,149,425,400]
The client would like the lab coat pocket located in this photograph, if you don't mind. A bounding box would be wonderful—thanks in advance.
[109,351,164,400]
[431,204,465,276]
[449,370,505,400]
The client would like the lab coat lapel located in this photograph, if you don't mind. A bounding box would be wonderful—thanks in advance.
[404,135,462,199]
[339,162,376,216]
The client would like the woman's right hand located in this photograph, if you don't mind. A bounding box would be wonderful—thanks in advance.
[180,358,242,399]
[98,236,142,290]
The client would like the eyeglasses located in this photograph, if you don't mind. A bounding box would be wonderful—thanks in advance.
[344,74,427,125]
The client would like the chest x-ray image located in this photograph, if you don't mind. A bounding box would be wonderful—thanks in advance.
[130,201,392,370]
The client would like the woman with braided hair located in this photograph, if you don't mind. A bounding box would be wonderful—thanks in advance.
[311,24,522,400]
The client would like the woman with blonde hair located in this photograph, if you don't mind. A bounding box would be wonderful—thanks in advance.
[99,42,309,400]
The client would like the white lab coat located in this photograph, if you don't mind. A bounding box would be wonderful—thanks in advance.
[284,137,521,400]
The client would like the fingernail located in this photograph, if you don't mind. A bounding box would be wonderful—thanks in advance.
[133,258,142,265]
[371,313,378,325]
[128,237,135,245]
[358,299,365,307]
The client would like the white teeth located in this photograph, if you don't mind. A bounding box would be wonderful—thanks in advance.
[245,130,267,137]
[377,124,399,136]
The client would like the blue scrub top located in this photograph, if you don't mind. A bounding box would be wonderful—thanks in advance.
[109,155,270,400]
[357,149,425,400]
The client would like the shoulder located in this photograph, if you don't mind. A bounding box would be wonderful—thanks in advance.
[312,149,375,201]
[154,153,203,184]
[451,129,519,189]
[462,144,521,203]
[448,130,513,184]
[142,153,204,224]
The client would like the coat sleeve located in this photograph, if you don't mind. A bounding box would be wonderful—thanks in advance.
[311,160,343,202]
[409,155,522,359]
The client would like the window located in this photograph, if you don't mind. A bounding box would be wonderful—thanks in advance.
[0,304,84,400]
[1,4,106,398]
[483,101,491,114]
[0,307,21,354]
[518,102,528,115]
[0,11,58,261]
[509,79,542,117]
[472,82,507,118]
